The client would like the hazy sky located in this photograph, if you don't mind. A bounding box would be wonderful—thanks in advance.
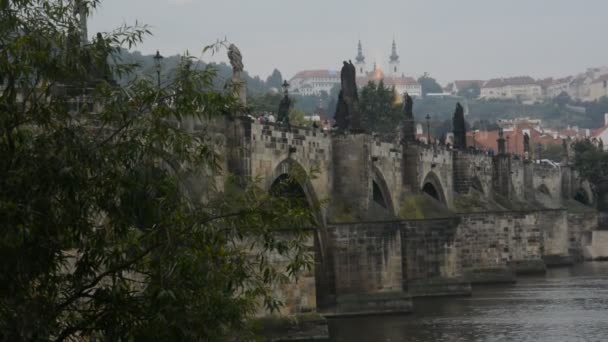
[89,0,608,85]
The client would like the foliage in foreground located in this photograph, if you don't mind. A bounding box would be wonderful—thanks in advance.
[0,1,316,340]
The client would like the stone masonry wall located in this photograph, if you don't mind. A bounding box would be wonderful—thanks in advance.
[540,210,569,259]
[327,222,403,295]
[418,145,454,206]
[493,155,513,200]
[248,122,332,211]
[256,232,317,317]
[330,134,373,221]
[456,211,548,281]
[510,158,525,200]
[464,152,494,195]
[568,210,598,261]
[452,151,471,194]
[400,218,462,281]
[532,163,563,201]
[371,140,404,214]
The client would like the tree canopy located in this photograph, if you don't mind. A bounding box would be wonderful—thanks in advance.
[0,1,315,340]
[457,83,481,100]
[418,72,443,97]
[265,69,283,90]
[359,81,401,136]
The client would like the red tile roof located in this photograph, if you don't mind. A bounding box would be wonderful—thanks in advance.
[551,76,573,85]
[592,126,608,137]
[483,76,537,88]
[291,69,339,80]
[454,80,484,89]
[537,78,554,89]
[468,122,565,155]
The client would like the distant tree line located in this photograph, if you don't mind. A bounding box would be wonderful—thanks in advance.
[115,49,284,96]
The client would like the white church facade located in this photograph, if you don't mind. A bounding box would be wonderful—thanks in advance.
[290,40,421,97]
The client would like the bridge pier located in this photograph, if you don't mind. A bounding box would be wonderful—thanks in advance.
[325,222,412,316]
[330,133,372,221]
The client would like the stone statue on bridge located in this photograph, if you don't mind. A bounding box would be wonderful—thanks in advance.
[92,32,113,83]
[452,103,466,150]
[401,93,415,144]
[227,43,246,106]
[277,93,291,126]
[334,61,361,132]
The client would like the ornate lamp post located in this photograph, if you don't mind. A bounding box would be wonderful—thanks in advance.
[281,80,290,96]
[153,50,163,90]
[277,80,291,125]
[425,114,431,144]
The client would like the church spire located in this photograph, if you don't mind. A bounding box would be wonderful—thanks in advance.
[356,40,365,63]
[389,38,399,63]
[354,40,367,75]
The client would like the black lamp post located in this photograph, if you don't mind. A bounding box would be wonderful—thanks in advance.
[506,136,510,154]
[153,50,163,90]
[425,114,431,144]
[281,80,290,96]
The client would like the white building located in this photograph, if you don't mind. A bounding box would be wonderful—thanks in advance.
[546,76,573,98]
[592,114,608,151]
[289,39,421,97]
[355,40,421,97]
[289,70,340,96]
[357,64,422,98]
[550,67,608,101]
[588,75,608,101]
[480,76,542,101]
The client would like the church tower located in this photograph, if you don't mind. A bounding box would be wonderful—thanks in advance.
[388,38,400,76]
[355,40,367,75]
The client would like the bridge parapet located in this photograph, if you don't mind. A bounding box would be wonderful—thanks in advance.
[242,120,332,219]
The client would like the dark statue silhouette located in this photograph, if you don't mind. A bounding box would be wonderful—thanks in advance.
[452,103,466,150]
[277,94,291,125]
[401,93,416,144]
[334,60,361,132]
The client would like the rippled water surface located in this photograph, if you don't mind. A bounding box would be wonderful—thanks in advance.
[328,263,608,342]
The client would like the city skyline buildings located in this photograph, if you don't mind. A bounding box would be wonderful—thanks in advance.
[89,0,608,85]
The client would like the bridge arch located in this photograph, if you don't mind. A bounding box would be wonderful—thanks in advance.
[574,187,592,206]
[371,165,396,216]
[268,159,321,220]
[574,189,589,205]
[537,184,552,197]
[470,176,484,195]
[421,172,447,204]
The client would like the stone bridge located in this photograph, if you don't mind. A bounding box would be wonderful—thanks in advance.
[227,118,593,218]
[216,116,599,338]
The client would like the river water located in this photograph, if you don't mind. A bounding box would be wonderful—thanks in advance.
[328,262,608,342]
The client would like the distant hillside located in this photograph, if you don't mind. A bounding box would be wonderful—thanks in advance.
[413,96,608,131]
